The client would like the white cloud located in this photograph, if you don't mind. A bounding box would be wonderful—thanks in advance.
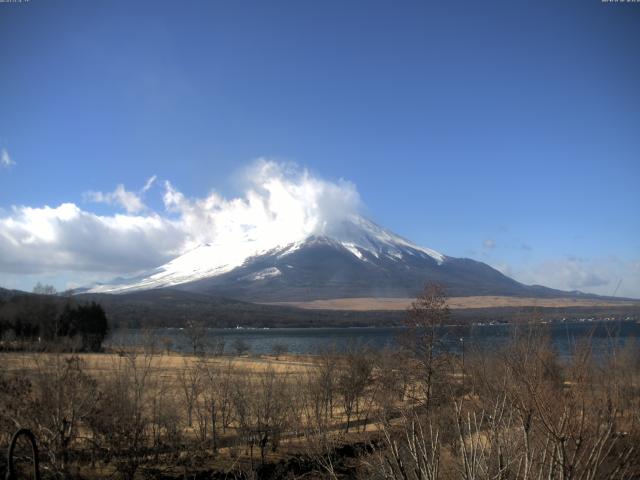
[84,184,146,213]
[161,159,362,253]
[0,160,363,285]
[84,175,158,214]
[0,203,184,275]
[142,174,157,192]
[1,148,15,168]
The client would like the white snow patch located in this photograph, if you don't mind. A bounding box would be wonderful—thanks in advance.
[276,241,303,259]
[387,250,403,260]
[342,243,365,260]
[244,267,281,281]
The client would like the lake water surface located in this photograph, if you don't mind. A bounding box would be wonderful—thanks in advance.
[107,320,640,357]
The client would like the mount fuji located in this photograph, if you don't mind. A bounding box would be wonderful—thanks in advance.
[87,214,568,302]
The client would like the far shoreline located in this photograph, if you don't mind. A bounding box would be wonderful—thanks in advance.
[264,295,640,311]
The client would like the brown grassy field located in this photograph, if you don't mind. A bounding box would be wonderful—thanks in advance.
[0,350,342,478]
[0,351,316,377]
[265,295,640,311]
[2,336,639,480]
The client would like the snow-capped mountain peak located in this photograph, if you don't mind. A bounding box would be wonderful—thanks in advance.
[87,214,444,294]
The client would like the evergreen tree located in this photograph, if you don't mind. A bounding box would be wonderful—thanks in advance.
[56,301,109,351]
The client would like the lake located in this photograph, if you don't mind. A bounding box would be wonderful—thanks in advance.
[107,319,640,358]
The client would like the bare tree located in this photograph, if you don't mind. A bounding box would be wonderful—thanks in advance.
[32,282,57,295]
[160,336,173,355]
[11,354,97,476]
[373,411,441,480]
[177,359,202,428]
[272,342,289,360]
[403,283,450,409]
[232,337,250,356]
[184,320,207,355]
[373,346,410,421]
[149,373,181,461]
[195,358,235,449]
[87,350,155,480]
[459,323,638,480]
[314,346,339,423]
[337,346,373,432]
[231,367,292,466]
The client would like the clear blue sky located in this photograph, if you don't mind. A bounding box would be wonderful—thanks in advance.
[0,0,639,296]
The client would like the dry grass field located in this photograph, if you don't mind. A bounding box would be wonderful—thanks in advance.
[2,324,639,479]
[0,351,316,377]
[266,295,640,311]
[1,350,348,477]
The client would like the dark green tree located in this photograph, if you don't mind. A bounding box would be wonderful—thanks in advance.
[57,302,109,351]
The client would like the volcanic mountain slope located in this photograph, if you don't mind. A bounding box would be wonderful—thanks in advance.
[87,214,579,302]
[168,237,558,301]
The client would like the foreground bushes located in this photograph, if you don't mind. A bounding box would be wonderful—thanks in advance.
[1,324,639,479]
[372,328,640,480]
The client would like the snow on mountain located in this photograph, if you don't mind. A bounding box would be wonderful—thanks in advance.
[241,267,282,282]
[87,214,444,294]
[76,163,596,302]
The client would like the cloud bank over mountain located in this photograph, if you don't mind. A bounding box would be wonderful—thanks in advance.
[0,160,362,288]
[0,203,182,275]
[0,159,637,298]
[161,159,362,253]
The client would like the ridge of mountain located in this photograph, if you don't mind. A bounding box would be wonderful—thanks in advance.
[81,214,629,303]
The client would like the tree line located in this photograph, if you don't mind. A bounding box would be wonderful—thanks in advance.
[0,284,109,352]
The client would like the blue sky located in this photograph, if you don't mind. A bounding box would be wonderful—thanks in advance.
[0,0,639,297]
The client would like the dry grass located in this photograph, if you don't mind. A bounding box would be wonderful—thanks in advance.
[0,349,396,478]
[2,341,638,479]
[0,351,316,377]
[265,295,640,311]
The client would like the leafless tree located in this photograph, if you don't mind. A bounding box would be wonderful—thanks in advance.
[337,346,373,432]
[32,282,57,296]
[29,355,97,475]
[373,411,441,480]
[149,373,181,462]
[87,350,155,480]
[310,346,339,422]
[458,323,638,480]
[231,367,292,466]
[160,336,173,355]
[232,337,250,356]
[195,358,235,449]
[184,320,207,355]
[177,359,202,428]
[403,283,450,409]
[374,346,411,421]
[272,342,289,360]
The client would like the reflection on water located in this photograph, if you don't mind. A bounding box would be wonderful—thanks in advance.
[107,320,640,357]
